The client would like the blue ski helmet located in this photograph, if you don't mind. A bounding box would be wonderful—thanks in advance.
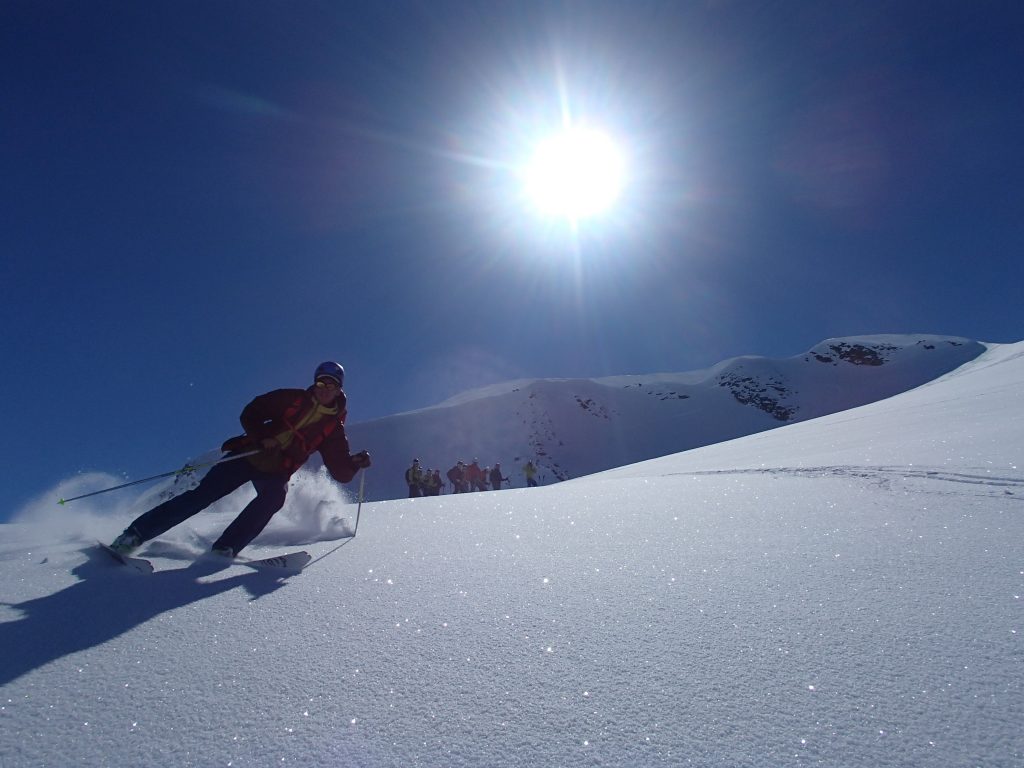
[314,361,345,387]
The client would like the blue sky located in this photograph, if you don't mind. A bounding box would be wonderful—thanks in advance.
[2,1,1022,517]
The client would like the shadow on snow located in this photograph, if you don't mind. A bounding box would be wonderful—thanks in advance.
[0,547,293,687]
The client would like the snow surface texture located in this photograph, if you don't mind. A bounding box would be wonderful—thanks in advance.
[346,334,984,500]
[1,340,1021,767]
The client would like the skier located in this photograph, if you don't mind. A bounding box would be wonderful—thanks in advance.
[423,469,443,496]
[489,463,507,491]
[467,459,487,492]
[108,362,371,558]
[447,461,466,493]
[523,460,539,488]
[405,459,423,498]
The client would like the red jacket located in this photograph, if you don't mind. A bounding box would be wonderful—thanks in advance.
[465,462,485,484]
[221,387,361,482]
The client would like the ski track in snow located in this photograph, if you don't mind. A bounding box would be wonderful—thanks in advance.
[665,465,1024,495]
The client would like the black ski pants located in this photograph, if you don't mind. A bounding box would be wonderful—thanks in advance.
[128,456,290,554]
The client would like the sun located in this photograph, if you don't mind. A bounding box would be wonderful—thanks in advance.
[522,126,624,220]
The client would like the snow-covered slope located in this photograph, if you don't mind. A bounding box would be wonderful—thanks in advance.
[347,334,983,499]
[1,340,1020,767]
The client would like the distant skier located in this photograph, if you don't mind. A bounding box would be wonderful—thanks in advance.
[423,469,443,496]
[489,463,507,491]
[447,461,467,493]
[406,459,423,498]
[108,362,371,558]
[523,460,539,488]
[467,459,487,492]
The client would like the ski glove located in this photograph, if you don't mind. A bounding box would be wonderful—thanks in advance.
[352,450,372,469]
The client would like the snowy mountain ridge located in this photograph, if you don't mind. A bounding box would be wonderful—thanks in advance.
[345,334,984,499]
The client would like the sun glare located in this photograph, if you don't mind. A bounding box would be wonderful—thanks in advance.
[523,127,624,220]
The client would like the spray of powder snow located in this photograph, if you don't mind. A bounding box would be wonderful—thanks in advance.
[11,472,150,545]
[254,465,357,545]
[12,451,359,551]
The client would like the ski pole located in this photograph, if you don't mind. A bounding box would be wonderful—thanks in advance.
[352,469,366,537]
[57,450,260,506]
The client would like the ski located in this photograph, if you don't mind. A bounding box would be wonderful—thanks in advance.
[237,551,311,572]
[96,541,154,574]
[96,541,308,573]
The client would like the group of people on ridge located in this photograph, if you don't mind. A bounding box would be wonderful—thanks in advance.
[406,458,539,497]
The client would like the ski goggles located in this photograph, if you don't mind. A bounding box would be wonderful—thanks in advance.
[315,377,341,390]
